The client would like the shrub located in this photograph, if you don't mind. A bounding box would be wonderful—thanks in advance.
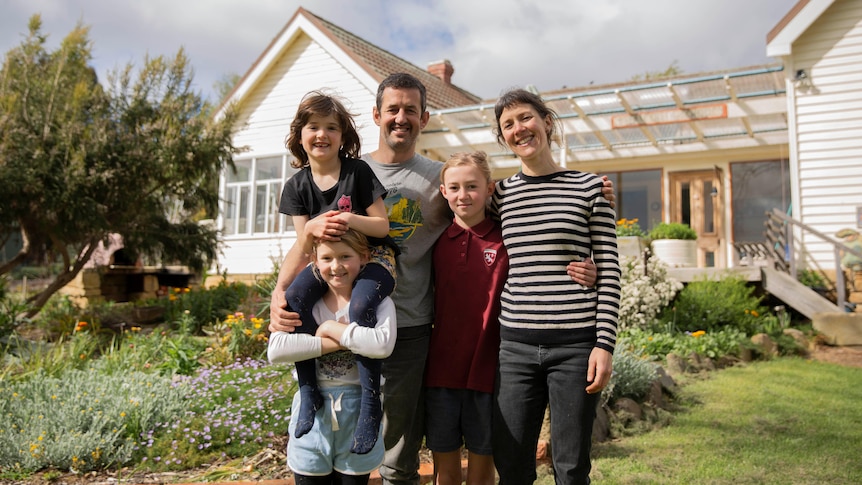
[617,255,683,331]
[797,269,827,288]
[203,312,269,366]
[160,281,250,335]
[620,327,749,360]
[603,348,658,403]
[648,222,697,240]
[0,367,186,472]
[659,274,767,334]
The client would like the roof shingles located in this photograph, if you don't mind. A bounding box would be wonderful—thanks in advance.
[304,9,481,110]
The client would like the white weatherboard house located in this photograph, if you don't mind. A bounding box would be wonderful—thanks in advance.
[213,7,479,277]
[215,2,862,294]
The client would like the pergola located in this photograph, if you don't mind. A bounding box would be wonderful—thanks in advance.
[419,65,788,172]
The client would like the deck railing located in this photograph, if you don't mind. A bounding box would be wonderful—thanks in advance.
[765,208,862,312]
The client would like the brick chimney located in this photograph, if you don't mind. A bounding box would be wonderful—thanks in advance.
[427,59,454,84]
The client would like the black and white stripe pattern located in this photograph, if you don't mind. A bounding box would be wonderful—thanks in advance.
[492,170,621,352]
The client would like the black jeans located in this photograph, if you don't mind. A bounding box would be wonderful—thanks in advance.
[493,339,598,485]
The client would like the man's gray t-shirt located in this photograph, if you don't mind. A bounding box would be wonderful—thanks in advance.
[362,153,451,328]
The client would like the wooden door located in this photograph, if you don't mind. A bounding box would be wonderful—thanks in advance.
[669,170,723,267]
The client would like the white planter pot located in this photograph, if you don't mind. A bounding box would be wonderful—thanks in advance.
[650,239,697,267]
[617,236,647,258]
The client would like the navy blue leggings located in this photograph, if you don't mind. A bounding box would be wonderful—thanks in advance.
[285,262,394,334]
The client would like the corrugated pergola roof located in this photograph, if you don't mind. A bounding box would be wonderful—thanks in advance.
[419,65,788,170]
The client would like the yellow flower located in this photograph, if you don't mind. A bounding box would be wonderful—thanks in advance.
[243,328,252,336]
[183,287,191,293]
[169,294,177,301]
[751,310,760,317]
[691,330,706,338]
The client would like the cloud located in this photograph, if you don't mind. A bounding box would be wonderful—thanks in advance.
[0,0,796,102]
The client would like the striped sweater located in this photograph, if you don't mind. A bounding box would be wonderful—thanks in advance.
[491,170,621,352]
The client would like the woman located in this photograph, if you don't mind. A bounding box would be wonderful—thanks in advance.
[490,89,621,485]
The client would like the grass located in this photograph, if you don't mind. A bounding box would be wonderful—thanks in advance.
[588,358,862,484]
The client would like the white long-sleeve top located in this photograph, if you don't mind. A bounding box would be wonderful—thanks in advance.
[267,296,397,388]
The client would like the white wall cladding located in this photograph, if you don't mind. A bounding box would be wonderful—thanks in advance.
[218,32,380,277]
[792,0,862,266]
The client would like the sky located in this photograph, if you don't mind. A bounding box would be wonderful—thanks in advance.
[0,0,799,103]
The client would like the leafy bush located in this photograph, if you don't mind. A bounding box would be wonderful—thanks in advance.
[648,222,697,240]
[617,255,683,331]
[0,367,186,472]
[203,312,269,366]
[659,274,767,334]
[797,269,827,288]
[603,348,658,403]
[0,291,29,342]
[620,327,749,360]
[160,281,250,335]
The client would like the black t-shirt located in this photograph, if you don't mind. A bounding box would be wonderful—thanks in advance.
[279,157,396,252]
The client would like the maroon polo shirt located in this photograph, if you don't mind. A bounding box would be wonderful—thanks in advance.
[426,216,508,394]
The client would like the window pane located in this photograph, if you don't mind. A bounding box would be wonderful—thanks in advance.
[731,160,790,242]
[224,187,238,236]
[254,185,268,233]
[227,159,251,183]
[681,182,691,226]
[703,181,715,233]
[617,170,662,232]
[239,186,250,234]
[270,181,292,232]
[256,156,282,180]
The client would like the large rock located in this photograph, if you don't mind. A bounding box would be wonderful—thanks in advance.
[751,333,777,357]
[813,312,862,346]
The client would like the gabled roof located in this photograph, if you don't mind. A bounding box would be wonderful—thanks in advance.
[216,7,480,118]
[304,10,481,109]
[766,0,835,57]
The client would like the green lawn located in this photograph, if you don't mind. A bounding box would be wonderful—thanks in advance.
[590,358,862,484]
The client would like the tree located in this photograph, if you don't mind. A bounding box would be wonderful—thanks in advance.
[0,15,241,316]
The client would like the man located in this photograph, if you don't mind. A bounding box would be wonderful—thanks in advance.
[270,73,611,484]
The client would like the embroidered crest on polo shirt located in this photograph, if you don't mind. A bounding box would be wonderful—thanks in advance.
[337,195,352,212]
[483,248,497,266]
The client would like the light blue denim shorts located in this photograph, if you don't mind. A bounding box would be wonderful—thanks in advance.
[287,385,384,476]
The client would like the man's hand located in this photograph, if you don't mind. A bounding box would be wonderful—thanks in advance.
[600,175,616,210]
[586,347,613,394]
[567,257,598,287]
[268,289,302,333]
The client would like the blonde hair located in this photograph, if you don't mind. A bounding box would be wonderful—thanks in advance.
[440,151,493,184]
[311,229,370,259]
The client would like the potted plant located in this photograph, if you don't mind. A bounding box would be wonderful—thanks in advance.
[648,222,697,267]
[615,218,648,257]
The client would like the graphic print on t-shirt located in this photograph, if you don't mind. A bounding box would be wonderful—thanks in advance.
[384,193,423,246]
[337,195,352,213]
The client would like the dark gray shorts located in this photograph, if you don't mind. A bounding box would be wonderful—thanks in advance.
[424,387,493,455]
